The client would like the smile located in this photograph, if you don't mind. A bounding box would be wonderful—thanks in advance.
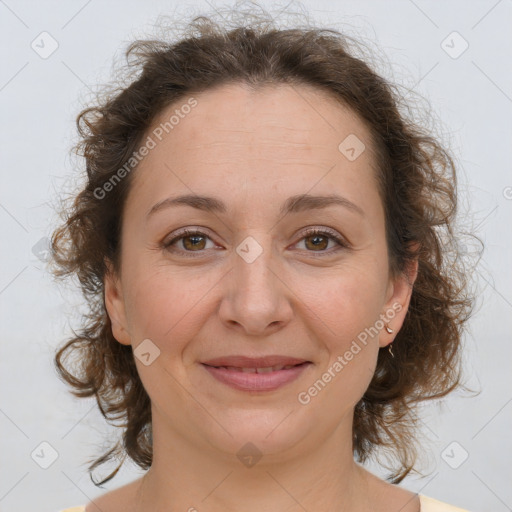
[201,362,312,392]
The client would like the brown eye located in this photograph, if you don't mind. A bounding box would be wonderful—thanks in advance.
[163,227,349,258]
[181,233,207,250]
[297,228,348,254]
[163,229,214,256]
[304,233,330,251]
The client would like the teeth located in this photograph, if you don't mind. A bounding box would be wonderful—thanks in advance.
[220,364,298,373]
[256,366,275,373]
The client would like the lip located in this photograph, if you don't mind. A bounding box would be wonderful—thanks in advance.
[201,355,309,368]
[201,360,312,392]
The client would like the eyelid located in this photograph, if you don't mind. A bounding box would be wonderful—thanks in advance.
[162,225,350,256]
[300,226,349,248]
[162,227,218,254]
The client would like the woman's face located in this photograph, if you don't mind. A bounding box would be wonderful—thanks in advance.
[105,83,415,461]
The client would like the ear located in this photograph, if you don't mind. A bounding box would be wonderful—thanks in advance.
[104,259,131,346]
[379,243,419,348]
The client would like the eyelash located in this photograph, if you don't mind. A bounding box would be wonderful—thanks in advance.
[162,227,349,258]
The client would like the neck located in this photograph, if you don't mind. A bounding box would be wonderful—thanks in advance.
[133,407,371,512]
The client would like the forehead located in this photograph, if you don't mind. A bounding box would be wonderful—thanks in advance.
[148,82,373,156]
[125,83,380,217]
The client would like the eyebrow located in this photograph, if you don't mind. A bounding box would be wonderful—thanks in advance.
[146,193,365,220]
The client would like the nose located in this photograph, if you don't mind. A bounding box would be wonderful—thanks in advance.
[218,236,293,337]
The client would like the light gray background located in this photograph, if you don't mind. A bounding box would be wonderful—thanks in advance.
[0,1,511,511]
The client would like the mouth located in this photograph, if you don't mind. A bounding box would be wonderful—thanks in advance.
[200,360,312,392]
[203,362,307,373]
[201,355,310,368]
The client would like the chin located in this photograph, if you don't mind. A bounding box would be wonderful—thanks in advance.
[203,409,310,460]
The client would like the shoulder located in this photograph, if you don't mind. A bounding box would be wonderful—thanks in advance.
[360,469,469,512]
[80,476,144,512]
[58,507,86,512]
[360,468,420,511]
[419,494,471,512]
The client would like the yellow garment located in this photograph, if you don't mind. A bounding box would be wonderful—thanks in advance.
[419,495,470,511]
[58,494,470,511]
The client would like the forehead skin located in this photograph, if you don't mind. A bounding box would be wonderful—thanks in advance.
[120,82,386,277]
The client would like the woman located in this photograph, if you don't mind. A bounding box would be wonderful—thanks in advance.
[52,4,474,512]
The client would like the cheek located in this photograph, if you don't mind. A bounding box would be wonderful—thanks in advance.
[123,267,214,351]
[304,258,387,335]
[303,261,386,384]
[123,269,210,400]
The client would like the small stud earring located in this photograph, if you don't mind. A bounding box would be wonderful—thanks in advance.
[385,324,394,334]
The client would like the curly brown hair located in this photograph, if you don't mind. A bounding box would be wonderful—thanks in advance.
[50,2,475,487]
